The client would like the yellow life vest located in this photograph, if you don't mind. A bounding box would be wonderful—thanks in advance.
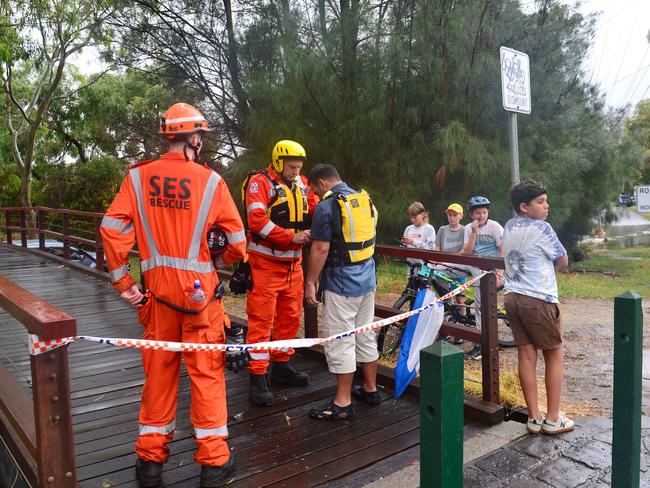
[242,170,309,233]
[324,189,377,265]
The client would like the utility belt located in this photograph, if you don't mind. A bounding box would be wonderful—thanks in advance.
[141,282,227,315]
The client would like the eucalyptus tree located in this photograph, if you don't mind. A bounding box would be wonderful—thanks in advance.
[0,0,115,209]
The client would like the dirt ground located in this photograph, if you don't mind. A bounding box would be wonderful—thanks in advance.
[225,293,648,419]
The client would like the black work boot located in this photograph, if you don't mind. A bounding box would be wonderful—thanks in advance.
[270,361,310,387]
[249,373,274,406]
[135,458,163,487]
[200,453,236,488]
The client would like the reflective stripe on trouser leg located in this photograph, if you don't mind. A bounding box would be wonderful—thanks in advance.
[269,264,304,363]
[136,301,182,463]
[184,300,231,466]
[245,253,282,375]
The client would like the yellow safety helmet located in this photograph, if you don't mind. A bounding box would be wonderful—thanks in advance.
[271,140,306,173]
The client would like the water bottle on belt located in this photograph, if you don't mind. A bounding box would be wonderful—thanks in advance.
[189,279,206,302]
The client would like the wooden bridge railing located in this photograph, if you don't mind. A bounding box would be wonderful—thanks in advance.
[304,245,505,413]
[0,276,77,488]
[1,207,505,416]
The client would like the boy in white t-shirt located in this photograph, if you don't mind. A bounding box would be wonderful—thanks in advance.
[503,180,573,435]
[401,201,436,274]
[461,196,504,360]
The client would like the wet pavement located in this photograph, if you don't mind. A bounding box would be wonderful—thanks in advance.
[360,416,650,487]
[464,416,649,487]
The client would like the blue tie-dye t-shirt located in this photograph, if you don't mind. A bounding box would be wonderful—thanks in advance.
[503,216,567,303]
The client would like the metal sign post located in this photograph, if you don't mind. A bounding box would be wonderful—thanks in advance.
[500,46,531,193]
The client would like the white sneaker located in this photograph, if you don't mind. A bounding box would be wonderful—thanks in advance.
[542,414,575,435]
[527,416,544,434]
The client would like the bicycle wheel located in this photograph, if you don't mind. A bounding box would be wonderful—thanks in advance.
[497,311,516,348]
[377,293,412,357]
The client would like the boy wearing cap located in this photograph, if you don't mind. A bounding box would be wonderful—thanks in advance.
[435,204,468,329]
[435,203,465,253]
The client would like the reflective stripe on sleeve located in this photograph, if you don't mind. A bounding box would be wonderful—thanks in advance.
[247,202,267,214]
[101,216,134,234]
[246,242,301,259]
[188,172,221,261]
[258,221,277,239]
[193,424,228,439]
[109,265,129,282]
[139,419,176,436]
[140,256,214,273]
[225,230,246,244]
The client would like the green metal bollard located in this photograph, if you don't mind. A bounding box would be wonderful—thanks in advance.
[612,291,642,488]
[420,341,464,488]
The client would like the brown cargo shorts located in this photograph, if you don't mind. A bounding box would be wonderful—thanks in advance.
[503,293,563,350]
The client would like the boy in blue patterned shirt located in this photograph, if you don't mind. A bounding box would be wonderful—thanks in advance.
[503,180,574,435]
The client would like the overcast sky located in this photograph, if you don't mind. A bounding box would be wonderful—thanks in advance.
[576,0,650,112]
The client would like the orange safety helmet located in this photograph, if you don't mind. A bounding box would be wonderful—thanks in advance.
[159,103,213,140]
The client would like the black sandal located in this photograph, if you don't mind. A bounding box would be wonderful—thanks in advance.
[309,400,354,420]
[352,386,381,406]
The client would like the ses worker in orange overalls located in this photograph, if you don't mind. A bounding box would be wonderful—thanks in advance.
[243,140,318,406]
[101,103,247,488]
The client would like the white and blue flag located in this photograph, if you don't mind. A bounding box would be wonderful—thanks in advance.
[394,288,445,398]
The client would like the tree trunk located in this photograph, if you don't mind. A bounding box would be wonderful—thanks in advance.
[20,168,31,208]
[222,0,249,133]
[440,0,450,125]
[340,0,360,170]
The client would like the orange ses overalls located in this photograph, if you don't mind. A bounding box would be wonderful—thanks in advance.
[101,152,246,466]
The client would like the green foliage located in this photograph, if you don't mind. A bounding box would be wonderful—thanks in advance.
[0,0,637,246]
[32,156,126,212]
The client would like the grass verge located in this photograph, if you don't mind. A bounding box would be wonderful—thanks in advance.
[559,246,650,299]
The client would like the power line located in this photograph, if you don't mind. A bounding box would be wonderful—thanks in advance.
[602,6,638,103]
[624,46,650,107]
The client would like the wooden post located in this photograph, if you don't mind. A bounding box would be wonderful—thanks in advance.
[612,291,642,488]
[62,214,70,259]
[420,341,464,488]
[4,209,11,244]
[37,209,45,251]
[30,347,77,487]
[480,272,500,404]
[94,216,105,273]
[20,209,27,247]
[0,276,78,487]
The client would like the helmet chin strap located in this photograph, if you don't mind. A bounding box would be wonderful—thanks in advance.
[183,137,203,162]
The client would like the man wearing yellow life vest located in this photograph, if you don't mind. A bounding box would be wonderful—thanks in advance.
[242,140,318,406]
[305,164,380,419]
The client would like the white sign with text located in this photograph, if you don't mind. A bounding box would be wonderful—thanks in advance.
[500,47,531,114]
[637,185,650,213]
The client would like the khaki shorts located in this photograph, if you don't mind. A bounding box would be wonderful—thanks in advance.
[503,293,563,350]
[322,290,379,374]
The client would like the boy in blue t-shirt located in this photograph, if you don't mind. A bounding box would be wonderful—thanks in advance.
[503,180,573,435]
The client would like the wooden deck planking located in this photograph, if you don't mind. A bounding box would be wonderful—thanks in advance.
[0,245,421,487]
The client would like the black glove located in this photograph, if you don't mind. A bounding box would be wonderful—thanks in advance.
[225,325,249,373]
[230,260,252,295]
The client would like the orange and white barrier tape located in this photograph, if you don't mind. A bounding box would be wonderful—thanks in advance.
[29,271,488,356]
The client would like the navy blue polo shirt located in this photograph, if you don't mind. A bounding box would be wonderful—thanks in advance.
[310,182,376,297]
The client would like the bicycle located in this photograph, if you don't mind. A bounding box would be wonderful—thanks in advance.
[376,261,515,357]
